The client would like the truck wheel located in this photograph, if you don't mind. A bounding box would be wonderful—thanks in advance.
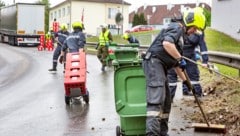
[0,35,3,43]
[65,96,71,105]
[83,91,89,104]
[13,37,17,46]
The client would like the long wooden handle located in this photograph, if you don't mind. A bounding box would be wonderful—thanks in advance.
[183,70,210,127]
[182,56,240,83]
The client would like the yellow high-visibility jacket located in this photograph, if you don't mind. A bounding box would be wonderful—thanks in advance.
[99,30,110,46]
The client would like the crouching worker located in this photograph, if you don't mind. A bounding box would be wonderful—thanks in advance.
[122,33,140,44]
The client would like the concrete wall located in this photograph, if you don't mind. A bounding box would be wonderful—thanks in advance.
[211,0,240,40]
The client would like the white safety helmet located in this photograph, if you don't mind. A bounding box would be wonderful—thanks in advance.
[100,24,108,29]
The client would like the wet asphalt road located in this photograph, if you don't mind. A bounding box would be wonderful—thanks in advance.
[0,43,220,136]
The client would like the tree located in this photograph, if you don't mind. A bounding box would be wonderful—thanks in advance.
[132,13,147,27]
[132,13,139,27]
[139,13,147,25]
[36,0,50,33]
[115,12,123,34]
[0,0,5,7]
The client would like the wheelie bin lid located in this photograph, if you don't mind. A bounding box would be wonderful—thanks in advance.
[112,47,140,69]
[114,47,138,59]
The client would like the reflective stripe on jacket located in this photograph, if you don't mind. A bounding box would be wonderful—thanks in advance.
[62,30,86,53]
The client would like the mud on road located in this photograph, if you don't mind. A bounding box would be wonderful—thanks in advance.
[182,69,240,136]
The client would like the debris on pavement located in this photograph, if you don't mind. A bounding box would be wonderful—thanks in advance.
[182,70,240,135]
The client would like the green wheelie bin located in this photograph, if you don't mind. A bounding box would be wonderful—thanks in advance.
[113,47,146,136]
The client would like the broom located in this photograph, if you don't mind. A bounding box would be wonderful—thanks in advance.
[183,70,227,133]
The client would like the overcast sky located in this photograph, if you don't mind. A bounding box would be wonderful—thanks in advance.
[3,0,211,11]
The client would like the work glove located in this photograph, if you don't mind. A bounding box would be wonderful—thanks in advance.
[59,55,64,64]
[195,53,201,60]
[178,58,187,71]
[201,63,208,68]
[182,80,192,91]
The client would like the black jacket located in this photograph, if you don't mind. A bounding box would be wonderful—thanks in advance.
[148,23,184,69]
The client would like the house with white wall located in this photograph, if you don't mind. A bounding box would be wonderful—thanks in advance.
[211,0,240,40]
[49,0,130,36]
[129,3,211,30]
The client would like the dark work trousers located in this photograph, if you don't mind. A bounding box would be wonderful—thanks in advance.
[167,68,178,100]
[182,54,202,96]
[52,45,62,69]
[143,57,171,136]
[168,54,202,99]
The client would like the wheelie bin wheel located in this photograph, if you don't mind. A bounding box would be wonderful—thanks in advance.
[65,96,71,105]
[83,91,89,104]
[116,126,121,136]
[107,59,113,67]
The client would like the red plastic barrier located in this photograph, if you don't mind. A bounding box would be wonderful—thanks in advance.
[37,35,45,51]
[65,50,86,70]
[64,49,87,96]
[45,39,53,51]
[53,21,59,33]
[64,74,86,96]
[37,45,43,51]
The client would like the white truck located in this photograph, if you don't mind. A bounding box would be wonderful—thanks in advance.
[0,3,45,46]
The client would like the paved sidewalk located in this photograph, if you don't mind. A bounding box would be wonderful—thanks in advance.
[168,82,221,136]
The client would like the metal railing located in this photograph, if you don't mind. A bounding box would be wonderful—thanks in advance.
[208,51,240,69]
[86,42,240,76]
[208,51,240,77]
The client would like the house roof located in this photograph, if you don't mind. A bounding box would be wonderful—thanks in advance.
[50,0,131,9]
[129,3,211,25]
[78,0,131,5]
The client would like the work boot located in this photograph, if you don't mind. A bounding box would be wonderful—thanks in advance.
[101,65,105,72]
[49,62,57,72]
[183,91,193,96]
[48,68,57,72]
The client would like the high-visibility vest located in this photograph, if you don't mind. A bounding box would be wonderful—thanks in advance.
[99,30,110,46]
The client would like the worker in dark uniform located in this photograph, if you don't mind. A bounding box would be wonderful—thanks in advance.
[122,33,140,44]
[142,7,206,136]
[48,23,69,72]
[59,21,86,64]
[168,32,209,100]
[168,7,209,101]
